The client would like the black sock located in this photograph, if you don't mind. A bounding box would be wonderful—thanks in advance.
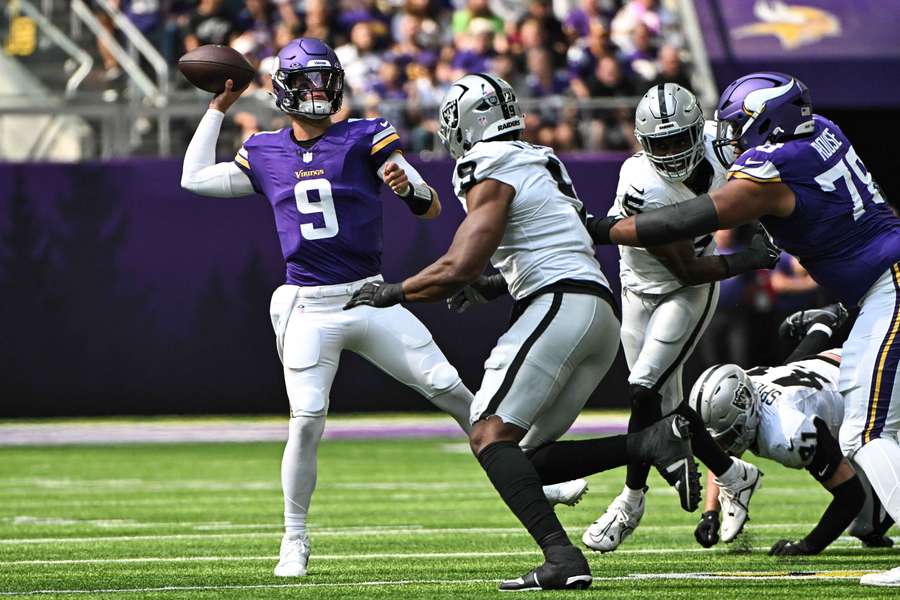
[625,387,662,489]
[477,441,571,551]
[625,462,652,490]
[673,403,733,476]
[526,435,630,484]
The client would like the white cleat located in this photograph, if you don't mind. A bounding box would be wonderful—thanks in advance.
[274,535,310,577]
[582,488,645,552]
[861,566,900,587]
[715,459,762,543]
[543,479,589,507]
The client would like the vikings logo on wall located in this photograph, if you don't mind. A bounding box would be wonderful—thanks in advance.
[731,0,841,50]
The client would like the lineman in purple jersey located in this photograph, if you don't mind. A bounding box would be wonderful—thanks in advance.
[180,37,583,579]
[587,71,900,587]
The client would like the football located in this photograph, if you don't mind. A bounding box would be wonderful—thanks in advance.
[178,45,255,94]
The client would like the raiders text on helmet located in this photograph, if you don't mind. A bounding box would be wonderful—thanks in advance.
[437,73,524,159]
[634,83,705,182]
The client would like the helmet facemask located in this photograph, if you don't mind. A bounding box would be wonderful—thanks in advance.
[273,66,344,120]
[637,116,705,182]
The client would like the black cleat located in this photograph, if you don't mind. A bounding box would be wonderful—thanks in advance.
[860,533,894,548]
[499,545,592,591]
[632,415,701,512]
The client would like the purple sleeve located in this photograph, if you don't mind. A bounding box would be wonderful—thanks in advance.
[234,143,262,194]
[366,120,403,170]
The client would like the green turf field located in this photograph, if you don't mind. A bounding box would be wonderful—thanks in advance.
[0,432,897,598]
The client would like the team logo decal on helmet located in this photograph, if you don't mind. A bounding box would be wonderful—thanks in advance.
[689,364,761,456]
[713,71,814,166]
[441,99,459,129]
[438,73,524,159]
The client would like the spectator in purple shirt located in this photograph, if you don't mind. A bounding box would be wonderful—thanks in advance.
[524,48,569,98]
[450,18,495,78]
[563,0,603,42]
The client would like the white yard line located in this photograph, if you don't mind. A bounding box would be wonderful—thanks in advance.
[0,523,850,545]
[0,569,883,596]
[2,539,891,564]
[0,579,500,596]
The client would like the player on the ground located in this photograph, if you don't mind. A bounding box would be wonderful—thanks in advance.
[179,38,584,579]
[691,303,895,554]
[587,71,900,587]
[583,83,779,553]
[344,72,727,590]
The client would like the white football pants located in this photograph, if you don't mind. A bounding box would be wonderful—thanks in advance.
[621,282,719,413]
[469,291,620,450]
[270,277,474,539]
[839,264,900,524]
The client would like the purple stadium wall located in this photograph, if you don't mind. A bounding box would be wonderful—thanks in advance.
[0,154,631,417]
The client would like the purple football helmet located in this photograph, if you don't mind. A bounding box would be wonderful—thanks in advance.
[271,38,344,119]
[713,72,814,166]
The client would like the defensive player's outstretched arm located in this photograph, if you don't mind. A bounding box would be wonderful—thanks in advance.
[343,178,510,309]
[399,178,511,302]
[377,152,442,219]
[648,223,779,286]
[181,79,256,198]
[589,179,796,247]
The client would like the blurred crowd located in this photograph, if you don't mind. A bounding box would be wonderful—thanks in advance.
[93,0,693,154]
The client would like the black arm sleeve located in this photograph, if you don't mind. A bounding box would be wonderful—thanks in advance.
[806,417,843,483]
[802,474,865,552]
[785,315,837,363]
[633,194,721,246]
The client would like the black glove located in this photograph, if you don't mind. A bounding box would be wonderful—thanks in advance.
[694,511,720,548]
[447,274,508,314]
[722,223,781,276]
[584,215,622,245]
[343,281,405,310]
[778,302,849,340]
[769,538,820,556]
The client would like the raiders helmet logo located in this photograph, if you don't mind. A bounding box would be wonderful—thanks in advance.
[442,99,459,128]
[732,384,749,410]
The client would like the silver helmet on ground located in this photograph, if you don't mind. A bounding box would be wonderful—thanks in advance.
[437,73,524,159]
[634,83,705,182]
[688,363,761,455]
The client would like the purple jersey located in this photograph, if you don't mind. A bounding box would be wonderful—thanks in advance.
[727,115,900,305]
[234,118,402,286]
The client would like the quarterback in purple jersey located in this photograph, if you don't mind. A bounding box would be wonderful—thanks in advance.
[588,72,900,587]
[180,37,584,579]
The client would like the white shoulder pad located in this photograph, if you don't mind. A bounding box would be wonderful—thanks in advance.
[611,154,669,217]
[453,141,541,200]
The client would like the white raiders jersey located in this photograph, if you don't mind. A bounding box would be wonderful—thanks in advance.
[745,354,844,469]
[452,140,609,300]
[608,121,728,295]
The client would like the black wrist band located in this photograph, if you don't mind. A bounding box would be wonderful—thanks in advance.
[401,183,433,215]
